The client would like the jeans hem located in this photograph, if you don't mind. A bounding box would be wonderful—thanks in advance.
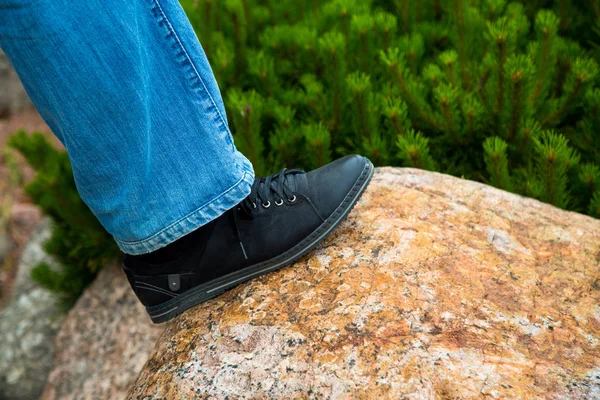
[115,159,254,255]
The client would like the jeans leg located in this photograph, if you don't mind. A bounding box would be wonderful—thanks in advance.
[0,0,254,254]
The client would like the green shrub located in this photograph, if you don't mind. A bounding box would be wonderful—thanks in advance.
[182,0,600,217]
[7,132,120,309]
[8,0,600,307]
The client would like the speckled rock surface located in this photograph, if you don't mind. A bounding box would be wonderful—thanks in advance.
[41,263,164,400]
[0,220,63,400]
[129,168,600,399]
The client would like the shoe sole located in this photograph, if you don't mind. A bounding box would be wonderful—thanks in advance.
[146,158,375,323]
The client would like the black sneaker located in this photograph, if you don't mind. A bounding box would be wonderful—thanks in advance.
[123,155,374,323]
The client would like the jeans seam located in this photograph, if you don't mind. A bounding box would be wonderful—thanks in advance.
[151,0,233,145]
[117,167,250,246]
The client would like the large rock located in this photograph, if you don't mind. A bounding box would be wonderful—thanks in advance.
[0,220,64,400]
[41,263,164,400]
[0,218,163,400]
[0,202,43,305]
[129,168,600,399]
[0,49,31,118]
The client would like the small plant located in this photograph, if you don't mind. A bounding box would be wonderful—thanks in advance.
[7,131,120,309]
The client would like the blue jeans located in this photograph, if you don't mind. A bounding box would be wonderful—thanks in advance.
[0,0,254,254]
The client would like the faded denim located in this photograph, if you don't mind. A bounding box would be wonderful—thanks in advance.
[0,0,254,254]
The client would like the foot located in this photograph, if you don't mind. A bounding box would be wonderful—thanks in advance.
[123,155,374,323]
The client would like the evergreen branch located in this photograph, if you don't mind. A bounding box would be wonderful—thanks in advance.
[439,50,458,88]
[435,84,461,143]
[351,14,375,73]
[533,130,580,208]
[530,10,559,106]
[483,137,513,192]
[248,50,278,95]
[269,126,302,169]
[452,0,470,89]
[589,190,600,217]
[227,89,266,174]
[462,94,483,142]
[478,63,492,107]
[381,48,442,131]
[362,133,389,166]
[225,0,247,84]
[397,33,425,76]
[347,72,380,148]
[396,129,437,171]
[317,31,346,133]
[579,163,600,194]
[516,119,541,160]
[383,97,409,137]
[423,63,443,88]
[303,123,332,168]
[541,58,598,127]
[487,17,512,120]
[374,11,397,51]
[505,55,533,141]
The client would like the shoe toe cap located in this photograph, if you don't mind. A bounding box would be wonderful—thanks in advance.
[305,154,371,218]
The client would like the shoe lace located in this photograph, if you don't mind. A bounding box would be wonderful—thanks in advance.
[239,168,303,214]
[233,168,303,260]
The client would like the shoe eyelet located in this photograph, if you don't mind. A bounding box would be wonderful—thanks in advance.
[262,201,271,208]
[275,199,284,206]
[288,195,297,203]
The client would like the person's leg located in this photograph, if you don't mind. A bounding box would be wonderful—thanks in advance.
[0,0,254,254]
[1,0,375,323]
